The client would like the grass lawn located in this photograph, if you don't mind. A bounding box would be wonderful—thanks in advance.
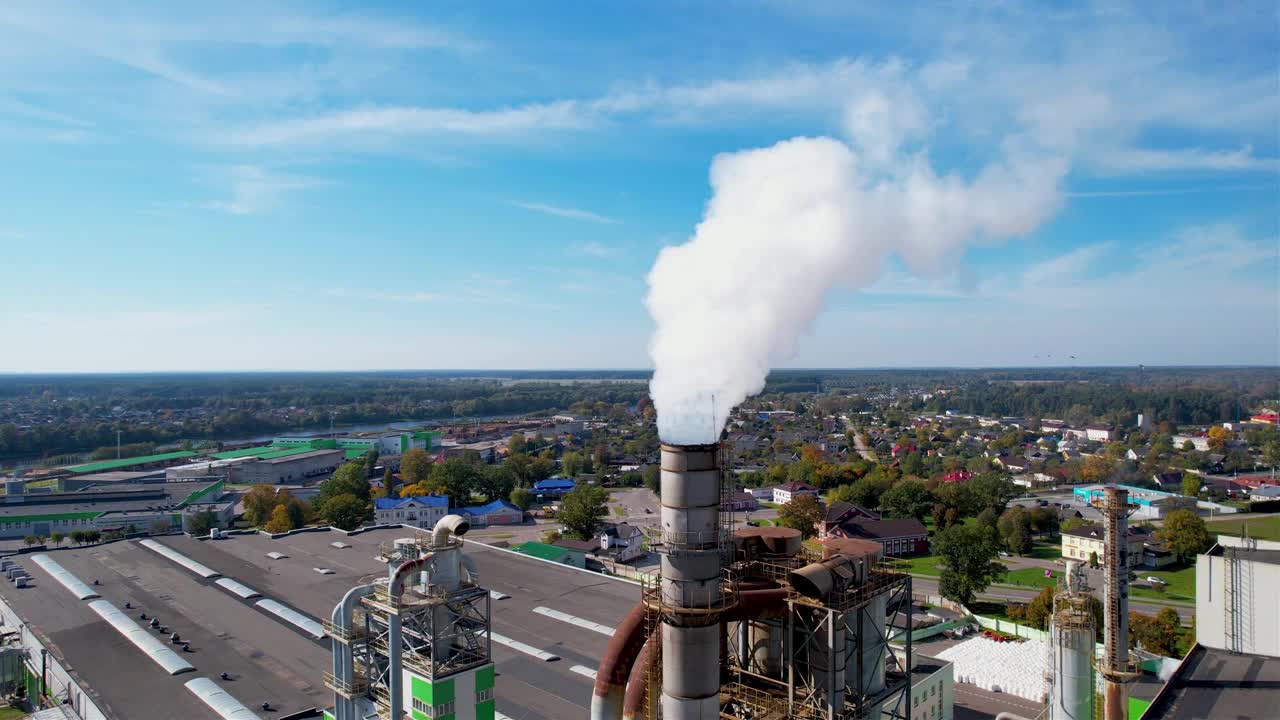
[968,600,1017,622]
[1024,542,1063,561]
[759,501,780,510]
[998,567,1060,590]
[900,553,946,576]
[1131,564,1196,603]
[0,706,26,720]
[1207,515,1280,542]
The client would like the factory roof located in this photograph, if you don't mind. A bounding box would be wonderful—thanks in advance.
[65,451,198,475]
[0,481,221,519]
[1207,543,1280,566]
[208,445,280,459]
[1143,643,1280,720]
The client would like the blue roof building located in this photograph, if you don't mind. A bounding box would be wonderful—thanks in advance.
[373,495,449,530]
[459,499,525,526]
[374,496,448,510]
[533,477,576,492]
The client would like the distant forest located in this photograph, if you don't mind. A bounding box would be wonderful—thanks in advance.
[0,367,1274,462]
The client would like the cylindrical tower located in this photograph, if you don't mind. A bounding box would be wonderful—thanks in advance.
[1049,562,1095,720]
[1101,487,1133,720]
[657,442,726,720]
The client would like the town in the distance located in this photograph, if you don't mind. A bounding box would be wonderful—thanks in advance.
[0,367,1274,720]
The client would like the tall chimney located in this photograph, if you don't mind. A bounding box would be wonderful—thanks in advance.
[1101,487,1132,720]
[657,442,725,719]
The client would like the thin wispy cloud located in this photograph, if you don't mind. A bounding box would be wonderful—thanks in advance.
[1068,183,1275,198]
[576,241,623,258]
[512,201,620,225]
[204,165,329,215]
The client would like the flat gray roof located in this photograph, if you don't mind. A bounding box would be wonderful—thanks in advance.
[1145,644,1280,719]
[1,527,642,720]
[0,482,216,518]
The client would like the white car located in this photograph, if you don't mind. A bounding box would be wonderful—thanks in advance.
[1146,576,1168,585]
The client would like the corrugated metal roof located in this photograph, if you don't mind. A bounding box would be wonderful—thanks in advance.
[513,541,570,562]
[374,495,448,510]
[184,677,259,720]
[67,451,198,474]
[30,554,99,601]
[87,600,194,675]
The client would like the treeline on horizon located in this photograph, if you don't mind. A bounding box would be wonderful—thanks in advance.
[0,367,1274,462]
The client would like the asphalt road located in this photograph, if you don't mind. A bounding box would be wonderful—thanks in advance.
[909,574,1196,621]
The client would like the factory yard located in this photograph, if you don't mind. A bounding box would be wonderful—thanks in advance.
[0,527,638,720]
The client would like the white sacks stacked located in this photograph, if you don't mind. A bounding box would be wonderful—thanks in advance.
[936,636,1050,702]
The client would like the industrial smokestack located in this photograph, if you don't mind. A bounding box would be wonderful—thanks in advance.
[656,442,725,720]
[1101,487,1133,720]
[645,116,1066,445]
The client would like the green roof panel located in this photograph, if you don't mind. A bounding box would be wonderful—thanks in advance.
[66,451,198,475]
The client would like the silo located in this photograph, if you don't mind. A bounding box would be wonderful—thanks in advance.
[1050,561,1096,720]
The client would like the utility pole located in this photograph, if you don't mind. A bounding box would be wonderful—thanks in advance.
[117,430,122,460]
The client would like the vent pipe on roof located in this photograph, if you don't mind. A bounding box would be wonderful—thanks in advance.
[433,514,470,546]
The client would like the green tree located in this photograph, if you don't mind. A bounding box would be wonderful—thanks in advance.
[969,473,1018,514]
[1180,473,1201,498]
[363,447,380,474]
[22,535,38,548]
[400,448,433,486]
[264,504,294,533]
[430,458,482,507]
[50,532,65,547]
[1156,509,1213,562]
[509,487,533,511]
[285,497,310,528]
[1130,611,1180,656]
[847,474,893,509]
[1024,586,1055,630]
[558,485,609,540]
[1263,441,1280,470]
[509,433,527,455]
[382,467,396,496]
[242,485,280,526]
[70,530,86,546]
[642,464,660,495]
[477,464,516,502]
[879,478,932,521]
[998,507,1034,555]
[322,493,366,531]
[778,494,825,539]
[1089,550,1099,568]
[1062,517,1085,532]
[935,524,1007,607]
[317,462,372,509]
[562,451,585,477]
[187,510,217,537]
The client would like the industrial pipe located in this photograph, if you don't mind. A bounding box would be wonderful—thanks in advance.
[592,603,649,720]
[622,632,659,720]
[433,514,470,546]
[461,554,479,584]
[388,552,434,720]
[329,583,375,720]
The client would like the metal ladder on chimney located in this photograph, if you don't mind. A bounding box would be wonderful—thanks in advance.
[1223,544,1239,653]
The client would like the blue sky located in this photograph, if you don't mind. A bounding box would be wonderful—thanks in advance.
[0,0,1276,372]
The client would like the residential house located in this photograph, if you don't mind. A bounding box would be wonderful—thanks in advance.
[1060,523,1145,569]
[826,517,929,557]
[458,499,524,527]
[1250,484,1280,500]
[997,457,1034,473]
[599,523,645,563]
[722,489,760,512]
[1126,448,1149,462]
[747,487,776,501]
[941,470,973,484]
[554,538,599,563]
[1151,472,1185,490]
[818,501,881,540]
[772,481,819,505]
[374,495,449,530]
[1142,542,1177,569]
[533,477,576,499]
[514,541,585,568]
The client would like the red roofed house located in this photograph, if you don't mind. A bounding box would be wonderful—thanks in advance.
[942,470,973,483]
[1250,411,1278,425]
[826,516,929,557]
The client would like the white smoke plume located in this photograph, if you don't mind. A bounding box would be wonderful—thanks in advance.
[646,98,1068,445]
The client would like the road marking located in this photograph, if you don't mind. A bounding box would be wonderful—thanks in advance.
[482,630,560,661]
[490,590,510,600]
[532,606,616,636]
[570,665,598,679]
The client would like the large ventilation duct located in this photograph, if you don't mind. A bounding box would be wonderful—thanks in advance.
[657,442,724,720]
[593,603,649,720]
[329,584,375,720]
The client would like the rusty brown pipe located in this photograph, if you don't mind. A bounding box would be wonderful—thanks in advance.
[622,630,659,720]
[592,602,648,720]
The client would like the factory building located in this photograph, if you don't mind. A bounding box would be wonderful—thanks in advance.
[0,480,230,538]
[234,448,345,485]
[272,430,441,458]
[374,495,449,530]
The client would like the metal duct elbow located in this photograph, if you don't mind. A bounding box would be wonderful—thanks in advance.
[622,631,659,720]
[390,553,434,598]
[433,514,470,545]
[593,603,649,720]
[788,555,860,599]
